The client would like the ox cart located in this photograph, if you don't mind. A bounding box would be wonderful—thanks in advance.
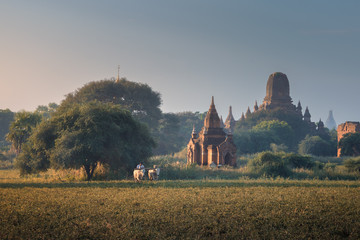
[133,165,160,182]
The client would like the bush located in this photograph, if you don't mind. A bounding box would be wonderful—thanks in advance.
[344,157,360,173]
[298,135,335,156]
[0,152,7,161]
[284,153,314,169]
[248,152,291,178]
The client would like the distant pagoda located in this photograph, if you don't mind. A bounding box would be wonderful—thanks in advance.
[325,110,337,130]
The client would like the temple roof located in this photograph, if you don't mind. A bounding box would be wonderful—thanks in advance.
[204,96,221,129]
[225,106,235,126]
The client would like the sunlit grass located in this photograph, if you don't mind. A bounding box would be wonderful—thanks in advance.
[1,179,359,239]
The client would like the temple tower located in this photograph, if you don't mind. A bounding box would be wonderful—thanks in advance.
[224,106,236,133]
[325,110,337,130]
[259,72,296,111]
[187,97,237,167]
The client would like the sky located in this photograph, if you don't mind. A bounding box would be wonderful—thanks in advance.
[1,0,359,125]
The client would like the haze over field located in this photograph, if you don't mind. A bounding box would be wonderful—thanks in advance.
[1,0,359,124]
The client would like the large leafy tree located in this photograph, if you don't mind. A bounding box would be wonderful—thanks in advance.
[153,111,206,155]
[339,133,360,157]
[59,78,162,131]
[234,120,294,154]
[6,111,42,154]
[298,135,334,156]
[235,109,311,150]
[17,102,155,180]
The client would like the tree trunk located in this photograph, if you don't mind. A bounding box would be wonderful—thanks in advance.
[84,162,98,181]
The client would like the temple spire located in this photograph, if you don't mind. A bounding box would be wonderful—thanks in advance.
[204,96,220,128]
[304,106,311,122]
[254,100,258,112]
[210,96,215,109]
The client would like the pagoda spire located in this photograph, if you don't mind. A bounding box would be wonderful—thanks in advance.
[210,96,215,109]
[254,100,258,112]
[304,106,311,122]
[240,112,245,121]
[220,116,225,128]
[204,96,220,128]
[245,107,251,118]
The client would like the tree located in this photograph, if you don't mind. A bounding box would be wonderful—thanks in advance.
[6,111,42,154]
[247,151,291,177]
[234,129,279,154]
[253,120,294,146]
[59,78,162,131]
[0,109,14,148]
[234,120,294,155]
[153,111,206,155]
[17,102,155,180]
[153,113,181,155]
[298,135,334,156]
[344,157,360,173]
[35,102,59,119]
[339,133,360,157]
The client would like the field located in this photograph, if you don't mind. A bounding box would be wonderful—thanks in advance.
[1,170,360,239]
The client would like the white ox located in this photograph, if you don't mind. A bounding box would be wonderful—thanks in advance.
[148,165,160,181]
[133,169,145,182]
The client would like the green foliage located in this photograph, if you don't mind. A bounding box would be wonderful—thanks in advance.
[344,157,360,173]
[270,143,288,152]
[6,111,42,154]
[234,120,294,154]
[284,153,314,169]
[248,152,291,177]
[253,120,294,143]
[0,109,14,148]
[234,129,277,154]
[35,102,59,119]
[298,135,335,156]
[153,113,181,155]
[236,108,310,147]
[17,102,155,180]
[339,133,360,157]
[60,78,162,131]
[0,152,7,161]
[154,111,205,155]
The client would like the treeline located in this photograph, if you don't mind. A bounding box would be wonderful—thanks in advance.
[233,109,338,156]
[2,77,360,180]
[1,78,205,179]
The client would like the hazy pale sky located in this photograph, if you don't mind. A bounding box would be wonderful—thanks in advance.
[1,0,359,125]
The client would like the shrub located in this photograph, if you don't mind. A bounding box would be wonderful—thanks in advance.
[344,157,360,173]
[298,135,334,156]
[284,153,314,169]
[248,152,291,177]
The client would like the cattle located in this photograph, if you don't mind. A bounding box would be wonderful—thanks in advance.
[133,169,145,182]
[148,165,160,181]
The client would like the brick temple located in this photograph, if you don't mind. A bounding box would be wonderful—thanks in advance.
[187,97,237,167]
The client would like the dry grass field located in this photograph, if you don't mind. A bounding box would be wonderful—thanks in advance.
[0,169,359,239]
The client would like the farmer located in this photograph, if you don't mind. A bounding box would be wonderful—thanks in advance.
[136,162,145,170]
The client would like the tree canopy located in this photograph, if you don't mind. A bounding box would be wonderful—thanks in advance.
[59,78,162,131]
[6,111,42,154]
[0,109,14,148]
[339,133,360,157]
[298,135,334,156]
[234,120,295,154]
[235,109,311,149]
[17,102,155,180]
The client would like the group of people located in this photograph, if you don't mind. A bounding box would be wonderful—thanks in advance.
[134,162,160,181]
